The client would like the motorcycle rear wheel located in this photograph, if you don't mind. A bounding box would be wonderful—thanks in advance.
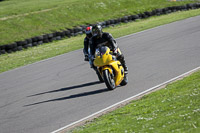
[103,69,116,90]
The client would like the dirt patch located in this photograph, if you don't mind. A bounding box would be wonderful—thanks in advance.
[0,8,56,21]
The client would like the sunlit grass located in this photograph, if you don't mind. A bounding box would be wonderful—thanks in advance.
[0,0,198,44]
[1,9,200,73]
[71,70,200,133]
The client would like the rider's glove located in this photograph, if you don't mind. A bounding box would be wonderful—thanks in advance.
[113,48,118,55]
[84,54,89,61]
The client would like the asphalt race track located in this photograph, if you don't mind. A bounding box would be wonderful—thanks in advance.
[0,16,200,133]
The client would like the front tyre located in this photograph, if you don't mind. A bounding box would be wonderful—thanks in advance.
[103,69,116,90]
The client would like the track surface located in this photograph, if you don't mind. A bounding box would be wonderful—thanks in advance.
[0,16,200,133]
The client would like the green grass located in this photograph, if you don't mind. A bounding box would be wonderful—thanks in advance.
[1,8,200,73]
[71,70,200,133]
[0,0,199,45]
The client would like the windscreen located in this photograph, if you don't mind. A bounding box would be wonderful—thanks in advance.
[95,46,108,57]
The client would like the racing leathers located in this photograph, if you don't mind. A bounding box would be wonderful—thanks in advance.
[83,36,90,61]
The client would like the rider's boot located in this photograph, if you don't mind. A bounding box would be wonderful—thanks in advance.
[117,54,128,82]
[117,54,128,73]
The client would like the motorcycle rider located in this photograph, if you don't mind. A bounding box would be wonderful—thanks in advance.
[83,26,93,61]
[83,26,104,82]
[90,24,128,77]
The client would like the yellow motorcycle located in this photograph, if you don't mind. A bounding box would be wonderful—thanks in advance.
[93,46,128,90]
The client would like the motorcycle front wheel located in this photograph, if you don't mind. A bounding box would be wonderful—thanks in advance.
[103,69,116,90]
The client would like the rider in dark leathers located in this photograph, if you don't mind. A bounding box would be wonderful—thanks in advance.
[83,26,93,61]
[89,24,128,76]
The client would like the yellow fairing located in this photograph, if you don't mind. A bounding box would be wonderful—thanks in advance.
[94,48,112,67]
[109,61,124,86]
[94,47,124,86]
[94,47,122,67]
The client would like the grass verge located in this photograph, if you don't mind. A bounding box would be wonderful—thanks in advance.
[0,9,200,73]
[70,70,200,133]
[0,0,199,45]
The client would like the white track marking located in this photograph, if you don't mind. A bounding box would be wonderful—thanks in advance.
[51,66,200,133]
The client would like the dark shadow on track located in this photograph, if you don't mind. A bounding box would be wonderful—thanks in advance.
[24,88,109,107]
[28,81,103,97]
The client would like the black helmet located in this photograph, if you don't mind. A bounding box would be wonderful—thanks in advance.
[92,24,102,38]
